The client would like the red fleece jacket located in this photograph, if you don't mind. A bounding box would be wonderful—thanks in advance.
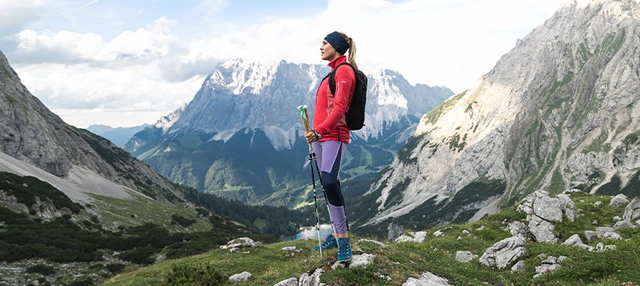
[313,55,355,143]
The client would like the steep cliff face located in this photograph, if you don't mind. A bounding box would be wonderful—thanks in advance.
[357,0,640,233]
[0,51,102,178]
[0,50,184,203]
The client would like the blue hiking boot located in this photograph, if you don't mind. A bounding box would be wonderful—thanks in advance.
[314,234,337,251]
[337,237,352,262]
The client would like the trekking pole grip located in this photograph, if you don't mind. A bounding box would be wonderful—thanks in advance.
[297,105,311,133]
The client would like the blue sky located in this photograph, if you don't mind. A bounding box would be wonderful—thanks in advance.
[0,0,571,128]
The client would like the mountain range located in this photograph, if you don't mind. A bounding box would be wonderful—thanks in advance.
[123,59,453,207]
[87,124,150,147]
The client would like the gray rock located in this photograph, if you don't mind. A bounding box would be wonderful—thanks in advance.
[220,237,263,252]
[331,253,376,270]
[402,271,452,286]
[614,220,636,229]
[610,194,629,207]
[273,277,297,286]
[228,271,251,283]
[455,251,478,263]
[595,226,615,236]
[563,234,594,251]
[508,221,536,241]
[533,255,568,278]
[584,230,598,243]
[479,236,526,269]
[298,268,324,286]
[527,215,558,243]
[350,253,376,268]
[623,197,640,222]
[396,231,428,243]
[511,261,525,272]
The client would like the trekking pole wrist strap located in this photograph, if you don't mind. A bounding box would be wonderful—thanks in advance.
[312,130,321,141]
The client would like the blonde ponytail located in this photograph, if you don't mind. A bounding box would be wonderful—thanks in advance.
[338,32,358,70]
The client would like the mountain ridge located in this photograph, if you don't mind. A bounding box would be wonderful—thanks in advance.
[354,0,640,234]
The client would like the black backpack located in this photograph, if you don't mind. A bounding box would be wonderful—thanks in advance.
[326,62,367,130]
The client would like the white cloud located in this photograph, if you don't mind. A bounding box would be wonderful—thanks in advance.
[3,0,574,128]
[9,15,198,128]
[14,17,179,64]
[16,30,104,61]
[19,62,202,107]
[0,0,48,37]
[186,0,570,93]
[103,18,178,63]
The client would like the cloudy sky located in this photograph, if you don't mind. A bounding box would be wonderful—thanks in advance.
[0,0,572,128]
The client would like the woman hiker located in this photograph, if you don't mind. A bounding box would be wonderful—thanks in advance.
[305,31,358,263]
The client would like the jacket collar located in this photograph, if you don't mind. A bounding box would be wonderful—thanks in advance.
[328,55,347,70]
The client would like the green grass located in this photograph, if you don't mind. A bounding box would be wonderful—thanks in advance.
[99,192,640,286]
[423,90,467,125]
[84,192,213,233]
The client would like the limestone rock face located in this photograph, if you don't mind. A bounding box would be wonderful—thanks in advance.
[0,52,103,178]
[360,0,640,231]
[0,50,185,204]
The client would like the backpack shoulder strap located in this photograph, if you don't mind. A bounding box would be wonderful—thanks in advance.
[328,62,354,95]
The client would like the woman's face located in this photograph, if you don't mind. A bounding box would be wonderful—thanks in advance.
[320,39,339,61]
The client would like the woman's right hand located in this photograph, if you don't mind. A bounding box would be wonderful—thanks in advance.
[305,130,320,144]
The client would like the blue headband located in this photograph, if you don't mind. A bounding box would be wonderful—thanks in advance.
[324,31,349,54]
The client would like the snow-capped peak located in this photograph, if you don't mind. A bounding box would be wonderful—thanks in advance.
[208,58,279,95]
[371,69,408,109]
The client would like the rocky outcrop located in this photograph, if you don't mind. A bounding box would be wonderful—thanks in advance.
[360,0,640,233]
[471,190,630,278]
[516,190,576,243]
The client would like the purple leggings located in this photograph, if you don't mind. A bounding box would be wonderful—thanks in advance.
[312,140,348,234]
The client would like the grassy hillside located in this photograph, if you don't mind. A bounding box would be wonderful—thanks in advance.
[0,172,276,286]
[100,192,640,286]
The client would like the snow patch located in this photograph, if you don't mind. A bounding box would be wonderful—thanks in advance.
[371,71,408,109]
[262,126,297,151]
[220,59,278,95]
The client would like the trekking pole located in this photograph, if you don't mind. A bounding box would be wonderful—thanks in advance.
[310,147,337,245]
[297,105,323,257]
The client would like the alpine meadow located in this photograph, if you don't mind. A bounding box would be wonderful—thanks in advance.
[2,0,640,285]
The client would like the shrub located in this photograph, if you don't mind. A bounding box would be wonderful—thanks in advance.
[162,262,225,286]
[172,214,196,228]
[105,263,126,274]
[68,277,93,286]
[118,246,155,265]
[26,264,55,276]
